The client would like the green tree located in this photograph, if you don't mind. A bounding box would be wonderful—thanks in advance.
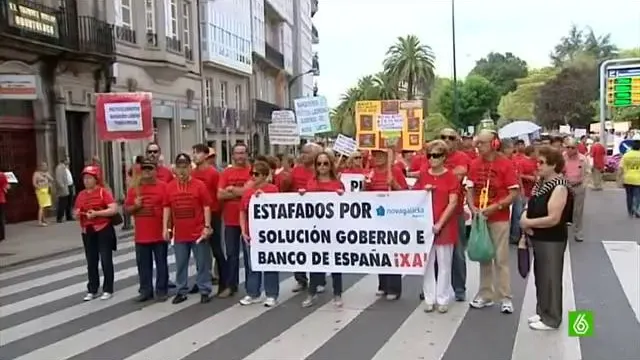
[423,113,452,140]
[619,48,640,58]
[550,25,618,67]
[383,35,435,100]
[437,75,500,129]
[470,52,528,96]
[424,77,451,115]
[497,67,558,122]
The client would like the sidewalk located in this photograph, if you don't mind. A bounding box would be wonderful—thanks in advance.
[0,220,133,269]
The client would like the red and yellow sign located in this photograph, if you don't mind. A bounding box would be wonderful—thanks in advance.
[355,100,424,151]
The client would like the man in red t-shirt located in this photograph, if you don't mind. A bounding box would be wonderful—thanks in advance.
[217,143,251,297]
[145,142,174,183]
[192,143,226,294]
[289,142,322,291]
[0,172,8,241]
[466,130,519,314]
[124,158,169,302]
[590,137,606,190]
[164,153,213,304]
[577,136,588,155]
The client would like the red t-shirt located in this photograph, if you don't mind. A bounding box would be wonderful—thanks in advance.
[422,150,470,214]
[125,181,166,243]
[156,166,174,183]
[306,178,345,192]
[240,184,279,236]
[516,156,537,197]
[463,149,477,161]
[0,172,7,204]
[219,165,251,226]
[590,143,606,170]
[273,171,291,192]
[467,155,519,222]
[393,161,407,176]
[290,165,314,191]
[164,178,211,242]
[191,165,220,213]
[341,167,367,175]
[577,142,588,155]
[414,170,460,245]
[409,154,427,172]
[74,187,115,232]
[365,166,408,191]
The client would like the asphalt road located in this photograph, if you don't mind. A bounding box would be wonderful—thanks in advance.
[0,188,638,360]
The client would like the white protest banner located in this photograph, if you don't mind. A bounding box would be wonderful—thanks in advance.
[269,110,300,145]
[377,114,404,131]
[104,102,143,132]
[340,173,365,192]
[271,110,296,124]
[333,134,357,157]
[3,172,17,183]
[249,191,434,275]
[294,96,331,136]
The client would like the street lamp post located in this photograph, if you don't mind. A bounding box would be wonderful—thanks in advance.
[451,0,459,128]
[288,69,315,108]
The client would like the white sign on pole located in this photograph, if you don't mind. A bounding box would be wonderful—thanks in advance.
[377,114,403,131]
[269,110,300,145]
[3,172,18,183]
[104,102,143,132]
[340,173,365,192]
[249,191,434,275]
[333,134,357,157]
[293,96,331,136]
[271,110,296,124]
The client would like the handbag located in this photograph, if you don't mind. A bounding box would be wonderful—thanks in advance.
[467,213,495,262]
[100,188,124,226]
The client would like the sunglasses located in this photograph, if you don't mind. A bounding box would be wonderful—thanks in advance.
[440,135,456,141]
[537,160,546,165]
[427,153,444,159]
[316,161,331,167]
[353,156,362,159]
[251,171,263,177]
[141,166,155,171]
[147,150,159,154]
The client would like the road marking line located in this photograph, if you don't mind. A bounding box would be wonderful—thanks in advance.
[603,241,640,322]
[371,261,479,360]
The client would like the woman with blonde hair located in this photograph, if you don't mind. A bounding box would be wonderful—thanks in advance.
[33,162,54,226]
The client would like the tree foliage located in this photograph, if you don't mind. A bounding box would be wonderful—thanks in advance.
[424,113,452,140]
[497,67,558,122]
[550,25,618,67]
[470,52,529,96]
[437,75,500,129]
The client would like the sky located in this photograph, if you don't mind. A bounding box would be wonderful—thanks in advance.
[312,0,640,108]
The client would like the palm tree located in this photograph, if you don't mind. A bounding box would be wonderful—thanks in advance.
[383,35,435,100]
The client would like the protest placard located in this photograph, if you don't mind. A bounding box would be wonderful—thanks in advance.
[355,100,424,151]
[293,96,331,136]
[248,191,434,275]
[340,173,365,192]
[333,134,357,157]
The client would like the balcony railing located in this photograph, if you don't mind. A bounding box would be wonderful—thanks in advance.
[311,25,318,44]
[0,0,115,58]
[254,99,281,122]
[115,25,135,44]
[184,46,193,61]
[265,43,284,69]
[146,32,157,46]
[166,36,181,53]
[208,107,249,131]
[312,53,319,76]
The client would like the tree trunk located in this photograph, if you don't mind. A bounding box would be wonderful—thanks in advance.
[407,72,414,100]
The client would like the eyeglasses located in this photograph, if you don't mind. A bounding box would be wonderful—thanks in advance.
[566,146,575,149]
[440,135,456,141]
[141,166,155,171]
[537,160,546,165]
[147,150,159,154]
[353,156,362,159]
[251,171,262,177]
[427,153,445,159]
[316,161,331,167]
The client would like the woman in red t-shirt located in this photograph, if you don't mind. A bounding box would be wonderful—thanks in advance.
[0,172,8,241]
[365,149,408,300]
[239,160,280,307]
[74,165,118,301]
[414,140,460,313]
[299,151,345,308]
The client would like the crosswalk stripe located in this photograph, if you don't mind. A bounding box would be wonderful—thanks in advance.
[12,268,247,360]
[0,251,138,297]
[0,242,136,281]
[511,246,582,360]
[242,274,380,360]
[123,274,300,360]
[603,241,640,322]
[371,261,480,360]
[0,263,194,347]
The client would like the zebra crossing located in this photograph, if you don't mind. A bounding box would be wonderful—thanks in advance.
[0,240,638,360]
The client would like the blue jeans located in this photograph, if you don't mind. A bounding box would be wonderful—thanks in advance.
[135,242,169,296]
[451,214,468,297]
[209,214,228,290]
[242,240,279,298]
[224,225,242,292]
[174,241,212,295]
[510,195,525,243]
[624,184,640,216]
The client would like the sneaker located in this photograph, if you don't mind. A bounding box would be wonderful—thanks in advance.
[216,288,233,298]
[528,314,541,323]
[501,299,514,314]
[302,295,317,308]
[375,290,385,296]
[83,293,98,301]
[469,297,494,309]
[239,295,262,306]
[437,304,449,313]
[386,294,399,301]
[423,304,435,313]
[292,282,307,293]
[172,294,188,304]
[100,292,112,300]
[529,320,556,331]
[200,294,212,303]
[264,297,277,307]
[333,296,343,307]
[455,293,466,302]
[316,285,326,294]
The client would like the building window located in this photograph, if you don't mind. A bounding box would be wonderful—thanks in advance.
[145,0,155,32]
[182,1,191,50]
[220,81,228,108]
[234,85,241,110]
[121,0,132,28]
[221,140,228,165]
[170,0,178,38]
[204,78,212,120]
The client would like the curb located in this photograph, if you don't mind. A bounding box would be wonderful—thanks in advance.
[0,232,134,270]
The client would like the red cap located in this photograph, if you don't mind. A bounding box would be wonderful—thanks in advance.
[82,165,100,178]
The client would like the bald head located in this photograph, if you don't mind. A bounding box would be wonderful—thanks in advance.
[476,129,498,156]
[440,128,458,138]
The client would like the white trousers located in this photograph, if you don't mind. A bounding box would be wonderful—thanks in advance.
[422,244,455,306]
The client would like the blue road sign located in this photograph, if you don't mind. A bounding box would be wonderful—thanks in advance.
[619,139,635,155]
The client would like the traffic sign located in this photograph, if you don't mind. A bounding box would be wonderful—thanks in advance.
[619,139,635,154]
[606,65,640,107]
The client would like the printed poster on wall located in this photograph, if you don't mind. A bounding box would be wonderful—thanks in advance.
[95,92,153,141]
[355,100,424,151]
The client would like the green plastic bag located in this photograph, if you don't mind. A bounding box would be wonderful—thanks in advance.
[467,214,495,262]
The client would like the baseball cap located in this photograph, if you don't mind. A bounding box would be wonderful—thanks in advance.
[175,153,192,165]
[81,165,100,177]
